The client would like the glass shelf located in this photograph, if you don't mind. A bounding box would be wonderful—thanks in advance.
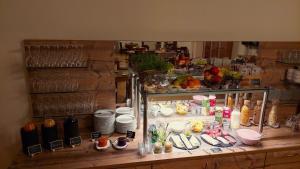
[145,87,269,98]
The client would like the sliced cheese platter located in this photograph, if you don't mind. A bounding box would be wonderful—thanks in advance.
[169,134,201,150]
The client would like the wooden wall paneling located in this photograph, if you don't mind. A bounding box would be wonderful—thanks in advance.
[260,42,300,50]
[87,41,116,62]
[152,159,208,169]
[264,162,300,169]
[203,41,233,58]
[95,90,116,110]
[112,165,151,169]
[207,153,266,169]
[265,150,300,167]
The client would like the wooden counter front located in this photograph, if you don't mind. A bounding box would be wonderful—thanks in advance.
[9,127,300,169]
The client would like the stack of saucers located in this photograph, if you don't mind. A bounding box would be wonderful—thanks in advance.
[115,114,136,134]
[116,107,134,117]
[94,109,115,135]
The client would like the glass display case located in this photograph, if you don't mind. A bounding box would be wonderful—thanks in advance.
[130,72,269,144]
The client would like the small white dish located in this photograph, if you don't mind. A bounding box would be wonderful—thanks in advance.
[95,140,110,150]
[112,140,128,150]
[160,106,174,117]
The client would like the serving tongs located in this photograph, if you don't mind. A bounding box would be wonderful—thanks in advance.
[178,134,192,154]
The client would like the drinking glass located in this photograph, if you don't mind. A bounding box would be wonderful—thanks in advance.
[138,142,146,157]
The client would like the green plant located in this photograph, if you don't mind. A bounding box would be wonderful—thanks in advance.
[131,53,171,72]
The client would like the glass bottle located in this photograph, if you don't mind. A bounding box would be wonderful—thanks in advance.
[268,100,279,127]
[230,108,240,129]
[227,94,234,110]
[253,100,262,125]
[238,93,244,110]
[240,100,250,126]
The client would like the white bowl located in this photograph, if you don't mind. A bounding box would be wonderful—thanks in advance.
[160,106,174,117]
[236,129,261,145]
[112,140,128,150]
[95,140,110,150]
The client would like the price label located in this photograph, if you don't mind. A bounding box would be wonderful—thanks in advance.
[49,140,64,151]
[70,136,81,147]
[27,144,42,157]
[251,79,261,86]
[90,131,101,141]
[126,131,135,139]
[210,147,222,153]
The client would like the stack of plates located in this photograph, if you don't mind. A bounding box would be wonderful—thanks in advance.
[116,107,134,117]
[286,69,295,82]
[94,109,115,134]
[293,70,300,84]
[116,115,136,134]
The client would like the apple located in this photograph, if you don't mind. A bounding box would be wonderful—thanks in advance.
[204,70,210,77]
[217,71,224,78]
[180,81,188,89]
[210,66,220,75]
[212,75,222,83]
[205,74,213,81]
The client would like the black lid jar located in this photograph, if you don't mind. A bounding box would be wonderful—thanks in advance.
[20,122,39,154]
[41,119,58,149]
[63,116,79,145]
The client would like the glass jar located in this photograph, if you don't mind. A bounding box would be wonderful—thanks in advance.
[253,100,262,125]
[268,100,279,127]
[215,107,223,124]
[223,107,231,119]
[209,95,216,107]
[240,100,250,126]
[227,94,234,110]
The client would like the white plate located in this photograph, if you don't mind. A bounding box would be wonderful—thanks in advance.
[95,140,110,150]
[168,121,186,133]
[112,140,128,150]
[116,115,135,124]
[116,107,133,116]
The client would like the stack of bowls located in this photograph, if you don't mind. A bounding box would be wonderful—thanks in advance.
[116,107,134,117]
[116,114,136,134]
[293,70,300,84]
[94,109,115,135]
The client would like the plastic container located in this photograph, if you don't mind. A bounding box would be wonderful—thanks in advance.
[230,108,240,129]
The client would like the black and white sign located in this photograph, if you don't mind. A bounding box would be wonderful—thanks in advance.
[251,79,261,86]
[210,147,222,153]
[27,144,42,157]
[70,136,81,147]
[49,140,64,151]
[90,131,101,141]
[126,131,135,139]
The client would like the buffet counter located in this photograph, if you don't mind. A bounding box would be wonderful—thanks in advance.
[9,126,300,169]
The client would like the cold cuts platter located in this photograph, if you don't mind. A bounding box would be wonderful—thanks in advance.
[200,133,237,147]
